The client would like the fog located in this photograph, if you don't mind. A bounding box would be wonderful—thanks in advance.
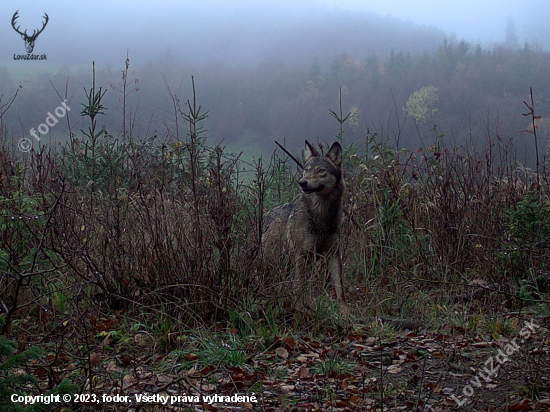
[327,0,546,46]
[1,0,549,156]
[0,0,547,69]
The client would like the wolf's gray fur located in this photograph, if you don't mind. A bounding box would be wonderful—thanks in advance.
[263,140,346,311]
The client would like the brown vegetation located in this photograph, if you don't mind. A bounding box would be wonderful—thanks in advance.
[0,66,549,411]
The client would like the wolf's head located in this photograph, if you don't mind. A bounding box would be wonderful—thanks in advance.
[298,140,342,195]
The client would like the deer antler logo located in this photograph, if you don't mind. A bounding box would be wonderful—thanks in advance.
[11,11,49,54]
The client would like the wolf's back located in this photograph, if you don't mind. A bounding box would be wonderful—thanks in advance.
[262,201,298,257]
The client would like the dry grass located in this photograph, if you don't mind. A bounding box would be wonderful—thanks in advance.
[1,71,549,410]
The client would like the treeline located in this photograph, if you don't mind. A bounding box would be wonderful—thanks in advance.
[1,39,549,158]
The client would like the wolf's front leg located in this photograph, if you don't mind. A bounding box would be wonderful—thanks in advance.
[328,251,348,313]
[292,250,307,291]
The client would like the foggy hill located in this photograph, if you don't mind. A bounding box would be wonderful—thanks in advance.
[1,3,446,68]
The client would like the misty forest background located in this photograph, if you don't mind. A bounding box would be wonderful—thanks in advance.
[0,11,549,159]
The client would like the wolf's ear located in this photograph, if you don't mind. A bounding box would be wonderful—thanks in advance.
[304,140,320,163]
[327,142,342,167]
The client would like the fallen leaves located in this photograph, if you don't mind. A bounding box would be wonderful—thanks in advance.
[386,364,403,374]
[298,365,311,379]
[508,399,534,410]
[275,347,289,360]
[20,315,548,412]
[122,374,137,389]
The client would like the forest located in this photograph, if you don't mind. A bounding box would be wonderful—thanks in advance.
[1,35,550,160]
[0,19,550,412]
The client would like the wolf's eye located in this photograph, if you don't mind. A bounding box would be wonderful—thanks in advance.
[318,168,326,174]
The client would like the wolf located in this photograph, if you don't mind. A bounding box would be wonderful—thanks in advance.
[262,140,347,311]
